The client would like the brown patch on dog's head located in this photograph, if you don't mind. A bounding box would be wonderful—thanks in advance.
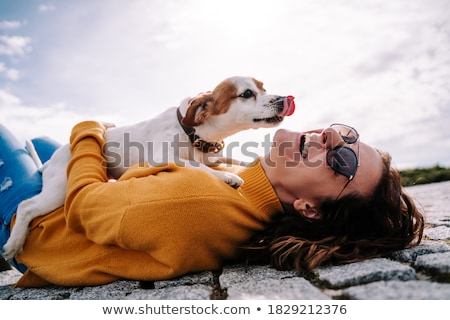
[182,79,238,127]
[208,79,238,116]
[252,78,266,92]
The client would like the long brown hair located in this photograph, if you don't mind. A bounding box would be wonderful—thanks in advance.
[240,151,424,272]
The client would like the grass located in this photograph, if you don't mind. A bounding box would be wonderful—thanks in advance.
[400,165,450,187]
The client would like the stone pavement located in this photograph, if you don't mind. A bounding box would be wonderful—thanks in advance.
[1,181,450,300]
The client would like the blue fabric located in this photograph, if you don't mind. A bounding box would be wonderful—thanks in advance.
[31,136,61,164]
[0,124,60,272]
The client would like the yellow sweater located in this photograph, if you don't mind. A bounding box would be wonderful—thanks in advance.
[14,121,283,287]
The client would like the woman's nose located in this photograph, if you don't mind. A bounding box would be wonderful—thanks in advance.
[322,127,345,149]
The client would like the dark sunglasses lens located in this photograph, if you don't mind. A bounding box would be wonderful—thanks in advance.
[326,147,358,179]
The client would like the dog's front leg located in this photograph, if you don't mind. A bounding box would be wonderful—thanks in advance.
[1,188,66,260]
[180,159,244,188]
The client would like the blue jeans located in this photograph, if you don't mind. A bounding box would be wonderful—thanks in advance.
[0,124,60,272]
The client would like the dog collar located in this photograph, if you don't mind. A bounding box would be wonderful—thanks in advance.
[176,107,224,153]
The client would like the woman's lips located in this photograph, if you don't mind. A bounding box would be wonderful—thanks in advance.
[299,134,310,158]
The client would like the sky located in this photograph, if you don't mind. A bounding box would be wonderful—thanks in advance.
[1,0,449,169]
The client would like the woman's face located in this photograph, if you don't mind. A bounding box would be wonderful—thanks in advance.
[261,125,383,217]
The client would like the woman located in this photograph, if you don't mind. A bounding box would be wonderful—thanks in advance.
[0,121,423,287]
[242,127,424,271]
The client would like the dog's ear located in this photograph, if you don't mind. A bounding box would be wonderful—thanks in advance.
[182,92,213,127]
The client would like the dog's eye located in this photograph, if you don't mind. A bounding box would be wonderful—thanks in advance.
[239,89,254,99]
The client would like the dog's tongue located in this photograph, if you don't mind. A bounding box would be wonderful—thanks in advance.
[279,95,295,117]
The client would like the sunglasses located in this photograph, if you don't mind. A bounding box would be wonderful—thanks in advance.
[325,123,360,199]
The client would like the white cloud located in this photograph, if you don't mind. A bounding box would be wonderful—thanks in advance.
[0,88,126,145]
[5,68,19,80]
[38,3,56,13]
[0,35,32,56]
[0,62,20,80]
[0,88,21,106]
[0,89,72,143]
[0,20,23,30]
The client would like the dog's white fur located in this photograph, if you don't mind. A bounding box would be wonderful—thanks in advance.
[2,76,294,260]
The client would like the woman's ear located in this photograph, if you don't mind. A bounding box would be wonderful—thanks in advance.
[182,92,213,127]
[293,198,320,219]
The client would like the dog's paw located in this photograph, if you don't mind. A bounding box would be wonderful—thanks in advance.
[101,121,116,130]
[1,242,23,261]
[217,172,244,188]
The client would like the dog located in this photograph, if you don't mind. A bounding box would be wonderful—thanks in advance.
[1,76,295,260]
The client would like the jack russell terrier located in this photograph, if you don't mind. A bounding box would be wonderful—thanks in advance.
[2,76,295,260]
